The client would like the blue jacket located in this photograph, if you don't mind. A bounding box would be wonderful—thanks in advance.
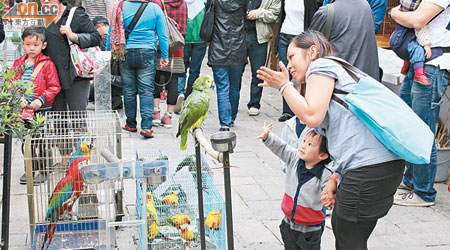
[107,1,169,59]
[323,0,387,34]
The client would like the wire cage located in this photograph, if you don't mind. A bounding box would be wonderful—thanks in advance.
[24,110,123,249]
[136,148,226,250]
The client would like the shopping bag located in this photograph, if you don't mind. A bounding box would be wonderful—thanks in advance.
[327,56,434,164]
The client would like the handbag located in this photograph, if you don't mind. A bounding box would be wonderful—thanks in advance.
[111,2,149,77]
[199,0,215,43]
[66,7,100,78]
[161,0,185,51]
[327,56,434,164]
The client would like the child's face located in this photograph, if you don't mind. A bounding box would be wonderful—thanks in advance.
[299,133,327,164]
[22,36,47,60]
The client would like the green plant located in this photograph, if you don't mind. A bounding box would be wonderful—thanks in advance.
[0,67,46,139]
[0,0,7,17]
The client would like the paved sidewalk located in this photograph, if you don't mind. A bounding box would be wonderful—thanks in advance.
[3,48,450,249]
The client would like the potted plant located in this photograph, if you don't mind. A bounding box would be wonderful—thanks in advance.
[0,67,46,249]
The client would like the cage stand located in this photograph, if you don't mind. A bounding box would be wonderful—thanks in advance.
[1,133,12,249]
[222,150,234,250]
[195,137,207,250]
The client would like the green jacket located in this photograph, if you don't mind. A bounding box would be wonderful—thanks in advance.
[254,0,281,44]
[185,0,206,43]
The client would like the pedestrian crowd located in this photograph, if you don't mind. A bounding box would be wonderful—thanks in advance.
[2,0,449,249]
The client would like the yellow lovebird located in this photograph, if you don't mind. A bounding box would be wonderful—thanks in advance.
[205,210,222,230]
[168,214,191,228]
[148,220,160,241]
[146,192,159,224]
[162,192,178,205]
[179,225,198,242]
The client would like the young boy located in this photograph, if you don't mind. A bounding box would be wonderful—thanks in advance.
[257,121,331,250]
[13,26,60,115]
[13,26,61,184]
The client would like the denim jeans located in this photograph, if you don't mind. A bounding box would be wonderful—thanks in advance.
[246,33,267,110]
[178,42,207,98]
[408,39,426,69]
[399,64,450,202]
[212,64,245,128]
[278,33,294,115]
[120,49,156,130]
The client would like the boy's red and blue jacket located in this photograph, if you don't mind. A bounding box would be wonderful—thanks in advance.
[13,53,61,110]
[263,133,332,227]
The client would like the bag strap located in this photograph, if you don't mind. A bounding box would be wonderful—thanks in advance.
[324,3,334,40]
[125,2,148,40]
[65,7,77,46]
[28,61,46,83]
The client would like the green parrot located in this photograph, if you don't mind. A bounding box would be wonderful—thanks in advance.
[176,76,213,150]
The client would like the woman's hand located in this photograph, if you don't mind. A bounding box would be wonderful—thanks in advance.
[160,59,169,68]
[256,121,273,140]
[60,25,79,43]
[257,61,290,90]
[247,10,257,20]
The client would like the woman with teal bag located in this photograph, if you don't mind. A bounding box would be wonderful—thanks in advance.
[257,30,405,250]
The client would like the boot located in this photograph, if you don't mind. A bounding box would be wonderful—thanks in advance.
[413,67,431,85]
[401,61,410,75]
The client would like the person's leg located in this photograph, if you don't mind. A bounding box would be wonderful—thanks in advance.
[179,43,191,96]
[408,39,430,85]
[153,71,164,126]
[279,220,300,250]
[332,210,377,250]
[135,49,156,131]
[408,66,450,202]
[295,227,324,250]
[278,34,293,121]
[120,51,139,129]
[65,79,90,111]
[51,90,68,111]
[162,73,179,128]
[212,65,232,129]
[399,70,414,187]
[186,42,207,98]
[111,85,123,110]
[246,33,267,111]
[229,64,245,123]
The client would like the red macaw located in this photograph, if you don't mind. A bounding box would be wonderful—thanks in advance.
[41,157,88,250]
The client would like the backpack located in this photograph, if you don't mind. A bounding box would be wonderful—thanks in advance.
[327,56,434,164]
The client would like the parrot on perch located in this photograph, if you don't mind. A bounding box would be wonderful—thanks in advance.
[205,210,222,230]
[167,214,191,228]
[41,137,93,250]
[179,225,198,242]
[40,158,89,250]
[146,192,159,225]
[176,76,213,150]
[161,191,178,205]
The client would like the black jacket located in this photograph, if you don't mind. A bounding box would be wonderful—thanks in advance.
[43,4,101,89]
[207,0,248,66]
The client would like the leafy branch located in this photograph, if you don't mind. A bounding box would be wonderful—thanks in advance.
[0,67,46,139]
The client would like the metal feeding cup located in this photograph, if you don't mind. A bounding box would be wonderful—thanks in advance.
[210,131,237,153]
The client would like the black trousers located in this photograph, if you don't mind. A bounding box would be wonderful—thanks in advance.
[279,220,324,250]
[332,160,405,250]
[154,71,180,105]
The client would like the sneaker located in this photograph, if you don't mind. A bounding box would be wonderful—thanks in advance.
[219,127,230,131]
[248,107,260,116]
[19,173,27,185]
[174,94,184,114]
[278,113,293,122]
[394,191,435,207]
[140,129,154,139]
[414,73,431,85]
[153,110,161,126]
[161,112,173,128]
[33,173,47,185]
[122,125,137,132]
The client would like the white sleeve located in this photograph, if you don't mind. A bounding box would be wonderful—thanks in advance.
[415,26,432,46]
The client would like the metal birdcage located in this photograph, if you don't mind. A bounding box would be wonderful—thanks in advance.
[24,110,123,249]
[136,148,226,250]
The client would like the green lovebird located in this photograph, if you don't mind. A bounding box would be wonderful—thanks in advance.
[176,76,213,150]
